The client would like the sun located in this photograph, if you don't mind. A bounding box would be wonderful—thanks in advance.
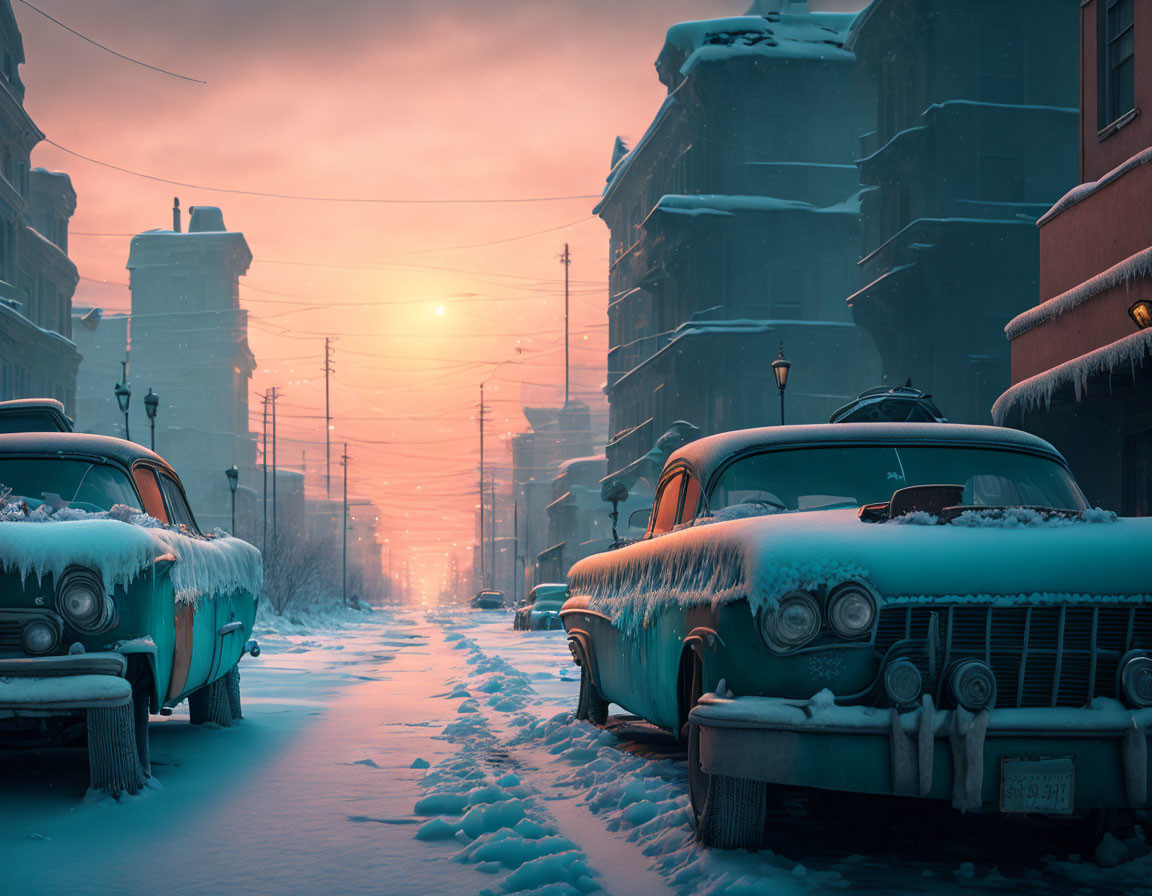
[435,305,446,317]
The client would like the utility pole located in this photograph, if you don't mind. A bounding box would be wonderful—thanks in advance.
[489,472,497,595]
[341,442,349,607]
[324,337,333,500]
[478,382,485,590]
[388,546,393,601]
[261,391,268,555]
[561,243,571,407]
[513,499,519,605]
[270,386,278,547]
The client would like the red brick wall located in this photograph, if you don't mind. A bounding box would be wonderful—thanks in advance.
[1081,0,1152,182]
[1038,160,1152,301]
[1010,277,1149,382]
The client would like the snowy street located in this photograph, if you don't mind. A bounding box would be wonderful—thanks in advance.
[3,608,1150,896]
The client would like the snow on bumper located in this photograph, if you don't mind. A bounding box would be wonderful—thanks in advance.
[0,652,131,716]
[690,692,1152,812]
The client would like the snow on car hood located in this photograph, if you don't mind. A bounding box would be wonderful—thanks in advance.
[566,508,1152,632]
[0,511,263,605]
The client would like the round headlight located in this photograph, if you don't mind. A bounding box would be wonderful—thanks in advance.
[21,620,58,655]
[948,659,997,711]
[56,567,111,632]
[883,658,923,707]
[763,592,821,651]
[1120,653,1152,708]
[827,584,876,639]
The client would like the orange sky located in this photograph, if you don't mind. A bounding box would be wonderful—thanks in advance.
[18,0,861,595]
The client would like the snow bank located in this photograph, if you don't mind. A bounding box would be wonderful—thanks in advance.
[567,509,1152,633]
[0,509,262,604]
[992,329,1152,425]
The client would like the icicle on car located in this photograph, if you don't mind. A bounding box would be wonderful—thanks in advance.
[0,431,262,797]
[559,422,1152,850]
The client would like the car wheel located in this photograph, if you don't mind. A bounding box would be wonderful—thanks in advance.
[224,665,243,721]
[86,699,147,797]
[576,663,609,726]
[132,682,151,777]
[188,674,234,727]
[689,720,766,850]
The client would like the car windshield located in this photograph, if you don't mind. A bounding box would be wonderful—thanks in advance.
[709,445,1088,516]
[0,457,141,514]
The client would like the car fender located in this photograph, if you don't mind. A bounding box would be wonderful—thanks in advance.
[566,627,603,693]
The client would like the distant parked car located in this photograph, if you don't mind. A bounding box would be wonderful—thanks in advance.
[829,384,946,423]
[0,398,73,433]
[0,431,262,797]
[561,422,1152,849]
[513,583,567,631]
[470,590,505,609]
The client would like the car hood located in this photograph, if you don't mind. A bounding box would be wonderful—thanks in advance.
[0,518,263,604]
[566,508,1152,631]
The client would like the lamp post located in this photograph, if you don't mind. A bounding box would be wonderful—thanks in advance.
[114,361,131,441]
[225,466,239,534]
[144,388,158,451]
[1131,300,1152,330]
[772,342,791,426]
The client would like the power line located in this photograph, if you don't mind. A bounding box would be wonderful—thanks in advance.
[15,0,207,84]
[44,140,597,205]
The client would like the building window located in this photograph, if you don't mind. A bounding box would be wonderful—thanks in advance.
[1099,0,1136,130]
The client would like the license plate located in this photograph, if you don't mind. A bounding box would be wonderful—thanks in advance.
[1000,757,1075,815]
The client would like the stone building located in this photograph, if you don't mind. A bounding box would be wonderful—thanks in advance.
[846,0,1080,423]
[0,1,79,411]
[70,306,128,436]
[126,203,258,531]
[597,0,879,485]
[995,0,1152,516]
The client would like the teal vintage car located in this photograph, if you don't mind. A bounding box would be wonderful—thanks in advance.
[560,422,1152,849]
[0,432,262,797]
[513,583,568,631]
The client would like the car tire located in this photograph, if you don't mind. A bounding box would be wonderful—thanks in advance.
[132,682,151,777]
[225,665,243,721]
[188,674,234,727]
[576,664,609,726]
[689,720,766,850]
[87,699,146,797]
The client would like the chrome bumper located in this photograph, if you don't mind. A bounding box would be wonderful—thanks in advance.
[690,693,1152,811]
[0,652,131,716]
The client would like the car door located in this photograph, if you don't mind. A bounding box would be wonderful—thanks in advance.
[594,470,688,722]
[153,470,233,691]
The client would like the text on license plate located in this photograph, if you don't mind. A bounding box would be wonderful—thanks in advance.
[1000,757,1075,815]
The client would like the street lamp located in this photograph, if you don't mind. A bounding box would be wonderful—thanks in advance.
[771,342,792,426]
[1131,300,1152,330]
[144,388,158,451]
[114,361,131,441]
[225,466,239,534]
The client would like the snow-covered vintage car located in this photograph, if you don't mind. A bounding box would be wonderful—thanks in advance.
[0,432,262,797]
[513,583,567,631]
[560,422,1152,849]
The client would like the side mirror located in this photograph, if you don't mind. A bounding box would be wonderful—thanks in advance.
[628,507,652,530]
[601,480,629,504]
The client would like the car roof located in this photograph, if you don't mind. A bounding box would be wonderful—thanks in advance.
[0,398,73,432]
[530,583,568,595]
[0,431,172,469]
[667,422,1065,481]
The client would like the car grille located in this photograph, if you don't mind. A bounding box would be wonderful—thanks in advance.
[875,604,1152,708]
